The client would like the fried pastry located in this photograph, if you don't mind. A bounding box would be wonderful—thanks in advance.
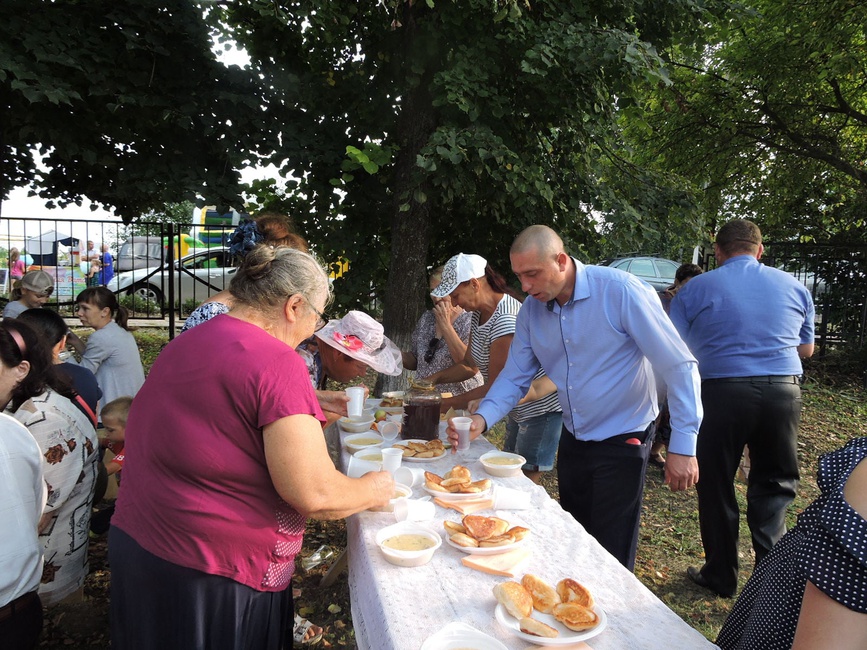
[493,581,533,619]
[424,480,448,492]
[552,602,599,631]
[519,616,559,638]
[443,520,466,535]
[462,515,510,540]
[424,471,443,485]
[507,526,530,541]
[478,534,514,547]
[445,465,471,482]
[449,532,479,547]
[521,574,561,614]
[556,578,595,608]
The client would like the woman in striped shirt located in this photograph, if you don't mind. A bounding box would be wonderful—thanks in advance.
[427,253,562,483]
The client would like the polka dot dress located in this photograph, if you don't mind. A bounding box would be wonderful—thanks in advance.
[717,437,867,649]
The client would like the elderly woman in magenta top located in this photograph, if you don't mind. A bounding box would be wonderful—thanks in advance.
[109,245,394,650]
[68,287,144,406]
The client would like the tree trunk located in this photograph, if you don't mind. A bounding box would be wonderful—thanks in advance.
[377,6,437,396]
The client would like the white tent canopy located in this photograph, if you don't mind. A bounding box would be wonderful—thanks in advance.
[24,229,80,255]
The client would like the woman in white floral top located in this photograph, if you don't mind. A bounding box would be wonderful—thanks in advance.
[1,319,98,605]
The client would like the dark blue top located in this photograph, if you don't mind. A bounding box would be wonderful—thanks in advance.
[58,362,102,421]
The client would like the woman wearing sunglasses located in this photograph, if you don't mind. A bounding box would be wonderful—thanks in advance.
[401,266,483,397]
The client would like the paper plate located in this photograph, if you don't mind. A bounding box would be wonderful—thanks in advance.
[445,534,526,555]
[420,622,508,650]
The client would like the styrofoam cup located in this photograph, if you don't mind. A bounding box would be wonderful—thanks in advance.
[346,386,365,418]
[394,466,424,488]
[380,447,403,474]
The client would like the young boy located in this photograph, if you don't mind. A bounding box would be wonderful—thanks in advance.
[91,396,132,535]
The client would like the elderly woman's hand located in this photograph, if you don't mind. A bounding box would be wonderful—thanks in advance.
[363,471,397,509]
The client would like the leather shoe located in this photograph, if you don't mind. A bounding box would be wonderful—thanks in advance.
[686,566,734,598]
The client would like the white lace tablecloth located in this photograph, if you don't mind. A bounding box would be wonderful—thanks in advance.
[333,426,717,650]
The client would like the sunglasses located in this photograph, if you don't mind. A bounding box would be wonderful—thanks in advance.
[423,337,441,364]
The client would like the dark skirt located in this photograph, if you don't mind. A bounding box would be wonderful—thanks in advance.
[109,527,294,650]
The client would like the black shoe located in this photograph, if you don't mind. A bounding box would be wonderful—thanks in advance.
[686,566,734,598]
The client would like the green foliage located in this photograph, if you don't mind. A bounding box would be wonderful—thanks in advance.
[118,292,159,315]
[0,1,269,221]
[209,0,717,321]
[632,0,867,244]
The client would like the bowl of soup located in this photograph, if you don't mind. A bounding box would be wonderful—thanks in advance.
[339,413,376,434]
[367,483,413,513]
[344,433,385,454]
[479,451,527,477]
[375,521,442,567]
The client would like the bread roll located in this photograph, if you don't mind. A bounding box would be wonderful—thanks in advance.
[492,581,533,619]
[552,602,599,631]
[521,574,561,614]
[556,578,595,608]
[519,617,559,638]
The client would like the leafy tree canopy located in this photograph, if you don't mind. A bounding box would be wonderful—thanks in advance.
[0,0,269,222]
[634,0,867,244]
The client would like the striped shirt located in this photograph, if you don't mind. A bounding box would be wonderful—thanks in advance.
[471,295,560,422]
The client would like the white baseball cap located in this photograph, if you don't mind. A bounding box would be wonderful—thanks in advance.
[430,254,487,298]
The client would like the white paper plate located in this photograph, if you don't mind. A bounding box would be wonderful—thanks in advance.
[391,439,447,463]
[420,621,508,650]
[445,534,526,555]
[423,484,492,501]
[494,602,607,646]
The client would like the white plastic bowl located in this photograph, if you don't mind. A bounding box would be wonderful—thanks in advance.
[479,450,526,477]
[353,448,384,465]
[368,483,413,513]
[375,521,442,567]
[339,414,376,434]
[344,432,384,454]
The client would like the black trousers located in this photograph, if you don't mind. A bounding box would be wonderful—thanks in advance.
[696,377,801,595]
[557,424,653,571]
[109,527,295,650]
[0,591,42,650]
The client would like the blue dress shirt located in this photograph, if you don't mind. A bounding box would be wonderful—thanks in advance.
[669,255,814,379]
[476,259,703,456]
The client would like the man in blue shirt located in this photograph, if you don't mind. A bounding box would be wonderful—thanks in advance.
[456,225,703,570]
[670,219,815,597]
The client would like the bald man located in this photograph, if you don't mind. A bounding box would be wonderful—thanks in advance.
[454,225,702,570]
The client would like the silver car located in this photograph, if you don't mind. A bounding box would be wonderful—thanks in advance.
[106,247,235,307]
[601,256,681,291]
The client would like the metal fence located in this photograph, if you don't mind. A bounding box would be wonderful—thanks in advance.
[0,218,237,333]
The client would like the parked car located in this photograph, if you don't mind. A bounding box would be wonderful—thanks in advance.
[116,236,165,272]
[107,247,235,308]
[600,256,681,291]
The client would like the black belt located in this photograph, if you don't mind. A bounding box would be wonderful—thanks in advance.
[703,375,800,385]
[0,590,39,623]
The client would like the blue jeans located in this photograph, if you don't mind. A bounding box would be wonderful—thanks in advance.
[504,411,563,471]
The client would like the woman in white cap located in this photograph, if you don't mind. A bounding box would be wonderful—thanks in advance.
[298,310,403,424]
[426,253,562,483]
[2,270,54,318]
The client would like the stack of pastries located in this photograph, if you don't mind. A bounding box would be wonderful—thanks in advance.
[444,515,530,548]
[424,465,491,494]
[493,574,598,638]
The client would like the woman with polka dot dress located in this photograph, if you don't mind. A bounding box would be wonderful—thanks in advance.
[717,436,867,649]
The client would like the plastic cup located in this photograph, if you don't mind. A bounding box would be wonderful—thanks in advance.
[492,486,532,510]
[393,498,436,522]
[346,386,365,418]
[380,447,403,475]
[451,416,473,452]
[346,455,381,479]
[394,466,424,488]
[378,421,400,441]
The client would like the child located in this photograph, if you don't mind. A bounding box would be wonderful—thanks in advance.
[86,257,102,287]
[91,396,132,535]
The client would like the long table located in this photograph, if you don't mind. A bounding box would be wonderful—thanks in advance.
[333,424,717,650]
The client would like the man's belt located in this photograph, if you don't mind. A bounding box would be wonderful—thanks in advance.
[0,590,39,623]
[703,375,800,385]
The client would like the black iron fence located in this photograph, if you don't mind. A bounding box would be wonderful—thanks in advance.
[0,218,237,333]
